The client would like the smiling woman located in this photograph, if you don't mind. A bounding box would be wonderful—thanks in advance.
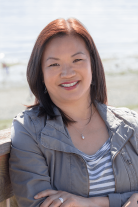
[9,18,138,207]
[26,18,107,125]
[41,35,92,107]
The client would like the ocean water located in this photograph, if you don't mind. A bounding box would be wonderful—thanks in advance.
[0,0,138,86]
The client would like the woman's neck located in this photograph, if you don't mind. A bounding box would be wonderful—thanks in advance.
[55,96,93,123]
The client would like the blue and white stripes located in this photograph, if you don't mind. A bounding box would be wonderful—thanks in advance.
[77,137,115,197]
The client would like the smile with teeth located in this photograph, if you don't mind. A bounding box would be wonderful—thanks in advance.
[61,81,78,87]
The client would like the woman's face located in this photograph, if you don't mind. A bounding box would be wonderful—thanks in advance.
[42,35,92,105]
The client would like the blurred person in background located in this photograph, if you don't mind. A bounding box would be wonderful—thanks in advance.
[9,18,138,207]
[2,62,9,74]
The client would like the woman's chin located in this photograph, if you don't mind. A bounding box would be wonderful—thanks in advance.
[57,93,87,104]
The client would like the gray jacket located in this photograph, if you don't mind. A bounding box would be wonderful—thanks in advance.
[9,102,138,207]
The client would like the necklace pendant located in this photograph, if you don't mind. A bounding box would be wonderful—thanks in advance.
[81,134,85,139]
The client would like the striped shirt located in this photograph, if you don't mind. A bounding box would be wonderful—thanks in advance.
[77,137,115,197]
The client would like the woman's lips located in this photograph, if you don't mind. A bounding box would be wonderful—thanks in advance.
[60,80,79,85]
[60,81,80,90]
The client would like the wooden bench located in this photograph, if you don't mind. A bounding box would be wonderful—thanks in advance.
[0,128,18,207]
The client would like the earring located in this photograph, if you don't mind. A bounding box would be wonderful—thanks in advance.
[44,86,47,94]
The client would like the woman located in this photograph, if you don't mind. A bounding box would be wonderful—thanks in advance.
[9,18,138,207]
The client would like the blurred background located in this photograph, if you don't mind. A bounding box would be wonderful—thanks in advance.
[0,0,138,129]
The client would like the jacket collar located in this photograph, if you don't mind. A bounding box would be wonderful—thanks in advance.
[41,102,134,157]
[46,107,68,136]
[95,101,121,131]
[95,101,134,159]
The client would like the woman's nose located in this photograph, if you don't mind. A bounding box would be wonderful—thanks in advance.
[60,65,76,78]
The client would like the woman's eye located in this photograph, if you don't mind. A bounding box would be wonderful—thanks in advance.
[73,59,82,63]
[49,63,59,67]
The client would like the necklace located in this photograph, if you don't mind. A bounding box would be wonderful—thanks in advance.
[71,107,95,140]
[72,125,86,139]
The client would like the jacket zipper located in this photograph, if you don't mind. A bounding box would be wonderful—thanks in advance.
[112,150,119,192]
[111,132,134,192]
[121,149,138,191]
[109,131,117,192]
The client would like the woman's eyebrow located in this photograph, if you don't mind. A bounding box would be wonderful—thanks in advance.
[71,52,85,57]
[46,57,60,61]
[46,52,85,61]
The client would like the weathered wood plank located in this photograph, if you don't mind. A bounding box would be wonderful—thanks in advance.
[0,196,18,207]
[0,128,18,206]
[0,128,11,140]
[0,128,11,157]
[10,196,18,207]
[6,199,10,207]
[0,154,13,202]
[0,200,6,207]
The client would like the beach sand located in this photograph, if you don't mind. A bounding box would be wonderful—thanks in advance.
[0,85,35,120]
[106,73,138,109]
[0,72,138,121]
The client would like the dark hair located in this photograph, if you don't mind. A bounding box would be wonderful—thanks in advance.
[27,18,107,125]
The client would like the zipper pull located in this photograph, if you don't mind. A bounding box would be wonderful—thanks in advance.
[126,159,132,165]
[121,151,132,165]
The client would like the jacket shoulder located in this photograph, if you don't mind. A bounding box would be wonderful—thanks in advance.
[12,106,46,142]
[14,105,39,122]
[107,105,138,128]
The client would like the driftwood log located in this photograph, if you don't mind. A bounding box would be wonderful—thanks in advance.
[0,128,18,207]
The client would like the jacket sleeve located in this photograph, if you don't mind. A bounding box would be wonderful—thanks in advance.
[108,191,138,207]
[108,109,138,207]
[9,112,52,207]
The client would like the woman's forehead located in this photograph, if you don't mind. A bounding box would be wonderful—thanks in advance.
[43,35,89,58]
